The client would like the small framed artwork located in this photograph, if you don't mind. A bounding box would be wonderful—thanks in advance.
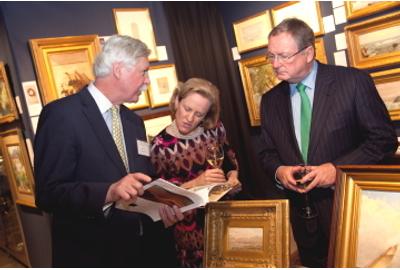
[148,64,178,108]
[329,165,400,267]
[238,55,280,126]
[143,112,172,142]
[123,90,150,110]
[315,38,328,64]
[233,10,273,54]
[0,129,35,207]
[271,1,324,36]
[113,8,158,61]
[30,35,101,105]
[0,62,19,124]
[21,80,42,116]
[345,11,400,69]
[371,68,400,121]
[345,1,400,20]
[204,200,290,267]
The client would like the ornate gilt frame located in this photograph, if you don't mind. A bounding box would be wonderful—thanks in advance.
[204,200,290,267]
[345,1,400,20]
[0,62,19,124]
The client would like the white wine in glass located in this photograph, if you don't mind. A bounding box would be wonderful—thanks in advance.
[206,144,224,168]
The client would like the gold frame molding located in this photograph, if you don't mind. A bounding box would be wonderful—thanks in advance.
[148,64,178,108]
[238,55,280,126]
[30,35,101,105]
[371,68,400,121]
[345,1,400,20]
[0,62,19,124]
[345,11,400,69]
[329,165,400,267]
[315,38,328,64]
[204,200,290,267]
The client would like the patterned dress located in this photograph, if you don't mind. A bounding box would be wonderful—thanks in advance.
[150,121,238,267]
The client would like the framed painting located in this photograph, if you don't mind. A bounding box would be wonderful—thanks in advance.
[30,35,101,105]
[233,10,273,54]
[143,112,172,142]
[0,62,19,123]
[238,55,280,126]
[113,8,158,61]
[329,165,400,267]
[345,1,400,20]
[123,90,150,110]
[271,1,324,36]
[371,68,400,121]
[148,64,178,108]
[204,200,290,267]
[315,38,328,64]
[345,11,400,69]
[0,129,35,207]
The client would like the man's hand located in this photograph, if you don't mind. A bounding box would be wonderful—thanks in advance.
[159,205,184,228]
[298,163,336,193]
[276,165,305,192]
[105,172,151,203]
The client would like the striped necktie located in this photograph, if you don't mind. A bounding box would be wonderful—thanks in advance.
[296,83,311,163]
[111,105,129,172]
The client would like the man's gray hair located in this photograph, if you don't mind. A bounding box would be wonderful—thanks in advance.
[94,35,150,77]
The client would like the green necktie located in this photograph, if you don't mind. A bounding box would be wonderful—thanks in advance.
[296,83,311,163]
[111,105,129,172]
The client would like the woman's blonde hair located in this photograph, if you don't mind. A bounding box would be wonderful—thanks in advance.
[169,78,220,129]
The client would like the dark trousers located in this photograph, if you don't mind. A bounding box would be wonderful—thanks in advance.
[288,188,334,267]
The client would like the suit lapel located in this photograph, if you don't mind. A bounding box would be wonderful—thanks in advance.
[79,89,126,173]
[120,107,140,172]
[308,63,335,162]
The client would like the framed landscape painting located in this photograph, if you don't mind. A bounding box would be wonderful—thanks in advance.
[30,35,101,105]
[233,10,273,53]
[345,1,400,20]
[238,55,280,126]
[329,165,400,267]
[0,62,19,123]
[371,68,400,121]
[0,129,35,207]
[345,11,400,69]
[204,200,290,267]
[113,8,158,61]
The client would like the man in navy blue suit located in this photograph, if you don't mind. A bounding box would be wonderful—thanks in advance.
[259,18,397,267]
[34,35,182,267]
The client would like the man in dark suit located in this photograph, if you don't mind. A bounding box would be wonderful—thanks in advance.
[34,35,182,267]
[258,18,397,267]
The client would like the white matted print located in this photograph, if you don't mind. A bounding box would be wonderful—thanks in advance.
[22,81,42,116]
[148,64,178,108]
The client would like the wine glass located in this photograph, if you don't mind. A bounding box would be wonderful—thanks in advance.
[293,164,317,219]
[206,143,224,169]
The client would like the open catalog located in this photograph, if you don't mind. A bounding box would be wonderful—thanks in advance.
[115,178,232,221]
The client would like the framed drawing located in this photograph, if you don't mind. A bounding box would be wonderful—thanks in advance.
[0,129,35,207]
[371,68,400,121]
[315,38,328,64]
[21,80,42,116]
[144,112,172,142]
[30,35,101,105]
[345,11,400,69]
[204,200,290,267]
[148,64,178,108]
[271,2,324,36]
[0,62,19,124]
[329,165,400,268]
[238,55,280,126]
[233,10,273,54]
[345,1,400,20]
[113,8,158,61]
[124,91,150,110]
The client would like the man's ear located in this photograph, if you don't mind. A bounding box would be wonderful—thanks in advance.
[112,62,122,80]
[307,46,315,63]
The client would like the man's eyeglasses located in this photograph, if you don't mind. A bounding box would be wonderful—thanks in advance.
[266,46,310,63]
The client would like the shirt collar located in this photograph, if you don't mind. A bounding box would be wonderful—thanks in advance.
[290,60,318,94]
[87,82,114,114]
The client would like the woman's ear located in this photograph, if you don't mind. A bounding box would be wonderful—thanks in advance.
[174,97,179,110]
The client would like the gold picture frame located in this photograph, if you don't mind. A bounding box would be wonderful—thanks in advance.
[113,8,158,61]
[345,1,400,20]
[329,165,400,268]
[0,62,19,123]
[204,200,290,267]
[123,90,150,110]
[271,1,324,36]
[30,35,101,105]
[345,11,400,69]
[143,112,172,143]
[371,68,400,121]
[0,129,35,207]
[233,10,273,54]
[315,37,328,64]
[238,55,280,126]
[148,64,178,108]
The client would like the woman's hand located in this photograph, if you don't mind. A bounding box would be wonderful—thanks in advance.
[194,168,226,187]
[226,170,242,194]
[159,205,184,228]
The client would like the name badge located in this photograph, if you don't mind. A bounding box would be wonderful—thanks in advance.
[137,140,150,157]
